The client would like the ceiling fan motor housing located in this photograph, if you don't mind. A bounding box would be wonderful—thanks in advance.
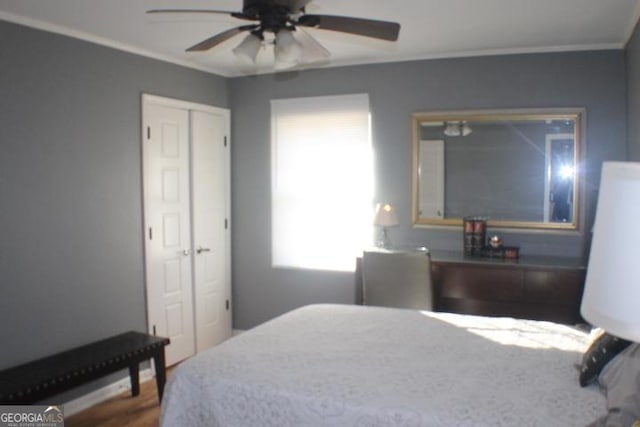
[243,0,296,34]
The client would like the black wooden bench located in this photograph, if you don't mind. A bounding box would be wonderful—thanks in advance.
[0,331,170,405]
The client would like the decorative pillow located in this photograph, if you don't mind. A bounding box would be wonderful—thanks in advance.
[586,343,640,427]
[579,331,631,387]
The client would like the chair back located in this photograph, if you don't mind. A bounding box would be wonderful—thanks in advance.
[361,251,433,310]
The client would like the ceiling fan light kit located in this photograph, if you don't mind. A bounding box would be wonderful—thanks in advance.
[444,121,473,137]
[148,0,400,71]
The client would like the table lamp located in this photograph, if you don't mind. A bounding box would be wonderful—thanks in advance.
[374,203,399,249]
[581,162,640,342]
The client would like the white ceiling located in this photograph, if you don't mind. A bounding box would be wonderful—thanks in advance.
[1,0,639,77]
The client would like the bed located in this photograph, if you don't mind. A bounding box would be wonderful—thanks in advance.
[160,304,608,427]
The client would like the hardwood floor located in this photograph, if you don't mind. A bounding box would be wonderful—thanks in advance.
[65,370,174,427]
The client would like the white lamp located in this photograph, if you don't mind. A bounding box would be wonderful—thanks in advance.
[374,203,399,249]
[581,161,640,342]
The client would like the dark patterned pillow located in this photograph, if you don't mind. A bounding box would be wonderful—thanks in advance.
[579,331,631,387]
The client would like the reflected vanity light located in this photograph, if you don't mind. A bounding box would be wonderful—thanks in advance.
[374,203,399,249]
[444,121,472,137]
[558,164,575,180]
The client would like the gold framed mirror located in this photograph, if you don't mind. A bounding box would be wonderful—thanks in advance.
[411,108,584,230]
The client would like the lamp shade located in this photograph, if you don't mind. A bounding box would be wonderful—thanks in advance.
[581,161,640,342]
[274,29,302,68]
[295,27,331,65]
[232,33,262,66]
[373,203,399,226]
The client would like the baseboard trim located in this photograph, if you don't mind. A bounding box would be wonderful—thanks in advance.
[63,368,154,416]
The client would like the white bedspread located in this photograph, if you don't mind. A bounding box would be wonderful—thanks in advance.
[161,304,605,427]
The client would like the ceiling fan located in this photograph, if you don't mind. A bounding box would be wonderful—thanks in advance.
[147,0,401,69]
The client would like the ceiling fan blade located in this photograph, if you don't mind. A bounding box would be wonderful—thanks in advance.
[147,9,257,22]
[147,9,232,15]
[297,15,400,41]
[186,25,259,52]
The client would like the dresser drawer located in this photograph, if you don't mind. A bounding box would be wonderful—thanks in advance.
[524,269,585,304]
[431,254,586,323]
[438,265,524,302]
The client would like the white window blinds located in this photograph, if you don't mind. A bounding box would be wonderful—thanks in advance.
[271,94,373,271]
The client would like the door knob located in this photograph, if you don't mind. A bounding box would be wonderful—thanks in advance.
[197,246,211,254]
[182,249,191,256]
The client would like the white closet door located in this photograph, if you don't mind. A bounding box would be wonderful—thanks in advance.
[191,110,232,352]
[143,102,196,366]
[143,95,231,367]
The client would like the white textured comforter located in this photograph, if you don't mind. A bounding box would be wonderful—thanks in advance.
[161,304,605,427]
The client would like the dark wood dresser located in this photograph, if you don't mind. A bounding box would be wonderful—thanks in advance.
[430,251,587,324]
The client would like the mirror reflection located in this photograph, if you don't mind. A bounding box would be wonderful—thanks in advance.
[411,109,583,230]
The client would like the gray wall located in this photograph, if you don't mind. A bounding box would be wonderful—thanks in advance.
[229,51,627,330]
[0,20,228,398]
[628,20,640,160]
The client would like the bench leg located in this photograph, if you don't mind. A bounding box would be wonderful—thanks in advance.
[153,348,167,402]
[129,363,140,397]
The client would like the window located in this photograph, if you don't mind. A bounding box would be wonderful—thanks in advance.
[271,94,373,272]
